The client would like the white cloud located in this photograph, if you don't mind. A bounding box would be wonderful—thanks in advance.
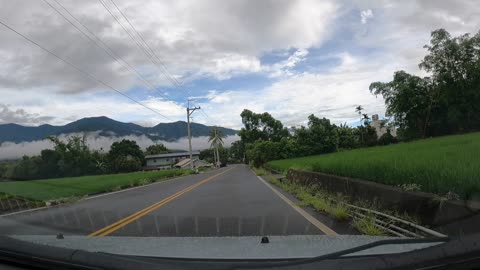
[0,0,338,92]
[264,48,309,77]
[0,104,54,125]
[198,52,389,129]
[0,88,186,125]
[360,9,373,24]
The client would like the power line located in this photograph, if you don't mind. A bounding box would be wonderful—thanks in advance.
[199,106,214,123]
[0,18,173,121]
[97,0,183,92]
[42,0,170,100]
[109,0,186,91]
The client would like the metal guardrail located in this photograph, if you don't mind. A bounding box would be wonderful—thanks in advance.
[346,203,447,238]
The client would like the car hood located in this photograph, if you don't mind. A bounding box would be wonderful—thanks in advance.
[10,235,440,259]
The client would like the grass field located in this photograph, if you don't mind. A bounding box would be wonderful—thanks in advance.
[267,132,480,199]
[0,169,191,201]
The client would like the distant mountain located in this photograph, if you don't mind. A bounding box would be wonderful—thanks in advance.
[0,116,238,143]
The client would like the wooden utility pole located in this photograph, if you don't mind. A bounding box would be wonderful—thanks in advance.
[186,99,200,170]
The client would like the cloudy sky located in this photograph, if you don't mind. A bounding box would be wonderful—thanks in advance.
[0,0,479,129]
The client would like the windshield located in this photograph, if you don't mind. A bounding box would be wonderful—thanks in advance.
[0,0,479,267]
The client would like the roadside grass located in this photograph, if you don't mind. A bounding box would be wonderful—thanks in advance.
[352,215,385,236]
[0,169,192,202]
[266,176,355,222]
[267,132,480,199]
[265,176,386,235]
[251,167,268,176]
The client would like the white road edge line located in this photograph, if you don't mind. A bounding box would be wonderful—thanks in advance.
[0,169,221,218]
[255,175,338,236]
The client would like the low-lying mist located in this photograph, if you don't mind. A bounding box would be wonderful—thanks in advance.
[0,132,240,160]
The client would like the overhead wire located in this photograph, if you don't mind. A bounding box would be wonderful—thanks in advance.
[109,0,185,90]
[97,0,183,92]
[0,18,173,121]
[42,0,170,100]
[106,0,213,123]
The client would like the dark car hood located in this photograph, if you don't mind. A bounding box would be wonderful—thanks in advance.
[10,235,440,259]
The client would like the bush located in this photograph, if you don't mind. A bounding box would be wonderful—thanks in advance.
[378,131,398,145]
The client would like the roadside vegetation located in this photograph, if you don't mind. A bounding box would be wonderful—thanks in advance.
[0,169,191,201]
[263,174,384,236]
[267,132,480,199]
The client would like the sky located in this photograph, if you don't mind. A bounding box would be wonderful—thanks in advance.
[1,0,479,129]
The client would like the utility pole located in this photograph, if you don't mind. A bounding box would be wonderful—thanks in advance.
[186,99,200,170]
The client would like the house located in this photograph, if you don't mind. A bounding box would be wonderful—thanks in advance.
[144,151,200,170]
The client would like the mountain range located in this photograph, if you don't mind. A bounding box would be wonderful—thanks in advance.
[0,116,238,144]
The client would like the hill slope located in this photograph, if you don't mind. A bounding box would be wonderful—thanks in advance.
[0,116,237,143]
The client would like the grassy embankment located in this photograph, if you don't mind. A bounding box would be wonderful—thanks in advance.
[0,169,191,202]
[267,132,480,199]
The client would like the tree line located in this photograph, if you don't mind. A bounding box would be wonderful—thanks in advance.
[236,108,393,167]
[0,136,170,180]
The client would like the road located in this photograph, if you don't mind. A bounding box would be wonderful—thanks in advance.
[0,165,336,237]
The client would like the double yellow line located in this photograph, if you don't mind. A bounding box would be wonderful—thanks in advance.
[89,167,234,237]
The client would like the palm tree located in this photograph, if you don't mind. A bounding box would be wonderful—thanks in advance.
[355,105,364,144]
[208,127,225,167]
[355,105,363,118]
[362,113,370,125]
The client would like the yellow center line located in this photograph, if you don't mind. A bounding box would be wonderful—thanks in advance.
[88,167,235,237]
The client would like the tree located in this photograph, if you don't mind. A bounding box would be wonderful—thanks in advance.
[336,123,356,149]
[419,29,480,134]
[229,140,245,163]
[370,71,433,139]
[378,130,398,145]
[371,29,480,138]
[355,105,363,121]
[238,109,289,144]
[145,143,169,155]
[38,149,61,178]
[355,105,365,142]
[108,139,144,173]
[354,124,378,146]
[295,115,339,156]
[47,135,97,177]
[362,113,370,125]
[209,127,226,167]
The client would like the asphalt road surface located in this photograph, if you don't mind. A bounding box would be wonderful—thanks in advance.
[0,165,337,237]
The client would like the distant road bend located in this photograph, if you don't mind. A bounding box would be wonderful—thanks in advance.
[0,165,337,237]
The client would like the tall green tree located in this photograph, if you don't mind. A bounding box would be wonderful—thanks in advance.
[229,140,245,163]
[47,135,97,177]
[419,29,480,134]
[108,139,144,173]
[295,115,339,155]
[370,71,433,139]
[238,109,289,144]
[336,123,356,149]
[371,29,480,138]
